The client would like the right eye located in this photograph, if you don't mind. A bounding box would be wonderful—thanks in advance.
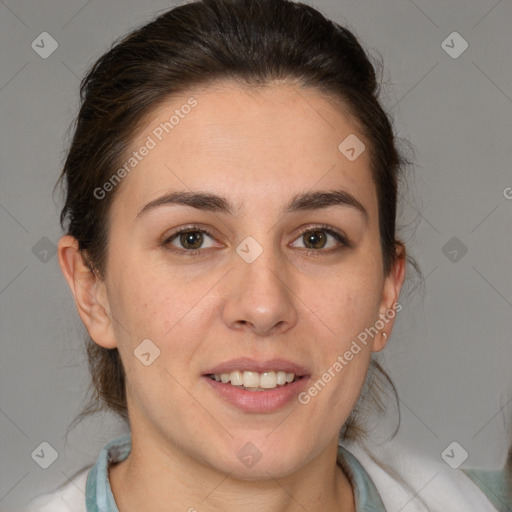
[162,225,219,257]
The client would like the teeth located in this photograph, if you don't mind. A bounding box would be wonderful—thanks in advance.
[230,370,243,386]
[243,371,260,388]
[259,372,277,389]
[210,370,298,390]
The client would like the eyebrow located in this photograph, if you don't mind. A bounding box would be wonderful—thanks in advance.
[136,189,368,222]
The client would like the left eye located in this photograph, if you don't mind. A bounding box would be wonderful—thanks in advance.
[290,227,349,252]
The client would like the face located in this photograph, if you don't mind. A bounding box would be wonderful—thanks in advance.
[61,80,405,480]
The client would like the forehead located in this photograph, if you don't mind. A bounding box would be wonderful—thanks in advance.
[110,80,377,220]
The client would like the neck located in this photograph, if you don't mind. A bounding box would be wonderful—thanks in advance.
[109,427,355,512]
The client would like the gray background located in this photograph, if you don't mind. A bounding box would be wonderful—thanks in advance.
[1,0,511,510]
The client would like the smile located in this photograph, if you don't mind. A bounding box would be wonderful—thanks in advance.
[207,370,300,391]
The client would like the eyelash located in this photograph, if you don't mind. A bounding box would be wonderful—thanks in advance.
[162,224,351,258]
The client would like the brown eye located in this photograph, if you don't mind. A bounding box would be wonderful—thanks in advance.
[162,226,218,256]
[303,230,328,250]
[177,231,204,250]
[290,226,350,254]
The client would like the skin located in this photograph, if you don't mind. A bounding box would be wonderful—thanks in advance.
[58,80,406,512]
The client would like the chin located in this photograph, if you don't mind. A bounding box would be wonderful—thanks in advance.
[199,436,311,481]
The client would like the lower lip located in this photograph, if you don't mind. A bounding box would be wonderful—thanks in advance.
[202,376,310,413]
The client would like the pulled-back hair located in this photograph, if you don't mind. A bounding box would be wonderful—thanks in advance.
[59,0,418,443]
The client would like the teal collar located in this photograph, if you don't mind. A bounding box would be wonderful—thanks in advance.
[85,434,386,511]
[85,434,131,512]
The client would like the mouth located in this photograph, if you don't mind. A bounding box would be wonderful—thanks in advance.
[202,358,310,412]
[205,370,303,391]
[202,358,310,411]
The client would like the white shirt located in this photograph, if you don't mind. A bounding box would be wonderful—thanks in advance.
[24,433,510,511]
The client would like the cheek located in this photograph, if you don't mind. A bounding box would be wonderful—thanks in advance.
[301,261,382,404]
[107,257,216,364]
[311,265,383,345]
[106,251,179,332]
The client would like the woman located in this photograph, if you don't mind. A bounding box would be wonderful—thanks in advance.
[26,0,511,510]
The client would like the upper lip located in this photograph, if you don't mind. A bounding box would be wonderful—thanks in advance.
[203,357,310,377]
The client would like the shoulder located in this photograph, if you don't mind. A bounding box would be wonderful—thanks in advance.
[24,466,90,512]
[462,465,512,512]
[343,436,509,512]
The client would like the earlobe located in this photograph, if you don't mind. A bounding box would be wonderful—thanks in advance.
[372,242,407,353]
[57,235,118,349]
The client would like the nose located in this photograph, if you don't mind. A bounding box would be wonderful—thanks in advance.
[222,250,298,337]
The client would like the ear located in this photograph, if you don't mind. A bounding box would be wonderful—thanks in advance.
[57,235,118,349]
[372,241,407,353]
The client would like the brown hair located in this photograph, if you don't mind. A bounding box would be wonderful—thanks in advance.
[59,0,419,442]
